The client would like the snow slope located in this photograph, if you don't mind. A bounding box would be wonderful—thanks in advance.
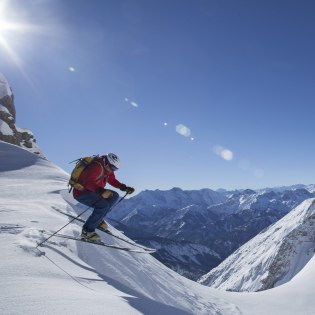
[1,140,315,314]
[199,198,315,292]
[227,255,315,315]
[0,141,240,314]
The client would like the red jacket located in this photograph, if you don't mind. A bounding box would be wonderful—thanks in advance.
[73,158,122,197]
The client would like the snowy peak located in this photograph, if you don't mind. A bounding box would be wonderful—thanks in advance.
[111,187,226,220]
[199,198,315,291]
[0,73,12,98]
[0,73,44,157]
[208,188,314,215]
[142,187,227,207]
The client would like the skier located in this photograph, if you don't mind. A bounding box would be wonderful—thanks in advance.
[72,153,134,241]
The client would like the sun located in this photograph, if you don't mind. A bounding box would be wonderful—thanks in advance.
[0,2,21,64]
[0,0,36,68]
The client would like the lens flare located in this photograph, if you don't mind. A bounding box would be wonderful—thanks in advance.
[176,124,191,137]
[213,145,233,161]
[221,149,233,161]
[124,98,138,108]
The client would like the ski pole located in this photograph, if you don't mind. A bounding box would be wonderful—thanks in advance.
[112,192,128,210]
[37,192,128,248]
[36,201,98,248]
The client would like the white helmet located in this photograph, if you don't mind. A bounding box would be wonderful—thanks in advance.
[104,153,120,171]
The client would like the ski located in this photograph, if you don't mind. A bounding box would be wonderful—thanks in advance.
[39,231,152,253]
[51,206,156,252]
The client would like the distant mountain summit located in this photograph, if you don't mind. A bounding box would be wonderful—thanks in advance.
[198,198,315,291]
[0,73,44,157]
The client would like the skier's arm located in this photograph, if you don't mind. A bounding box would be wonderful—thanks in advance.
[107,172,122,189]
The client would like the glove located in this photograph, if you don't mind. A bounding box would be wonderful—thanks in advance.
[101,189,113,199]
[126,186,135,194]
[120,184,135,195]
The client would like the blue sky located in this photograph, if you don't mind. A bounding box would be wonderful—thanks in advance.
[1,0,314,193]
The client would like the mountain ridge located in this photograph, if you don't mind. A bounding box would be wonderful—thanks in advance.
[198,198,315,291]
[110,185,315,280]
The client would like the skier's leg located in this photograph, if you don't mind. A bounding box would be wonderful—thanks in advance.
[75,191,119,232]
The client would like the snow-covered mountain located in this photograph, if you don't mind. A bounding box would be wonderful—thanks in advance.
[258,184,315,194]
[111,187,226,221]
[198,198,315,292]
[208,187,314,215]
[1,140,315,314]
[109,186,315,280]
[0,73,44,157]
[0,141,315,315]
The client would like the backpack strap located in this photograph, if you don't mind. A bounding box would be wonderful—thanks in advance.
[93,159,105,180]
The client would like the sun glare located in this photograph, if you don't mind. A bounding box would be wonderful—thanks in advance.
[0,3,19,61]
[0,1,37,70]
[0,1,10,32]
[0,16,21,66]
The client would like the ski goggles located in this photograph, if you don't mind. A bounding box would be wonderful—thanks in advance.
[109,164,118,171]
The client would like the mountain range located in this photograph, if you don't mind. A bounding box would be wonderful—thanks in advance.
[109,186,315,280]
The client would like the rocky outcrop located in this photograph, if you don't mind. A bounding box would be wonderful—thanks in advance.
[0,73,44,157]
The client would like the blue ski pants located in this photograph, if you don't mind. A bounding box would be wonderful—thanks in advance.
[74,190,119,232]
